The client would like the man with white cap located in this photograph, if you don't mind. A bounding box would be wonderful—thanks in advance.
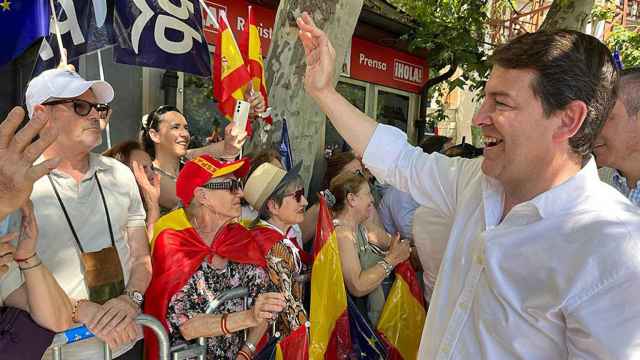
[26,68,151,360]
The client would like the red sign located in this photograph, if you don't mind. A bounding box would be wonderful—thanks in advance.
[201,0,275,53]
[350,37,428,93]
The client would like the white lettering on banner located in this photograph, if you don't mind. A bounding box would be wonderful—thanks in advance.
[129,0,203,55]
[393,59,423,84]
[359,53,387,71]
[155,15,203,54]
[91,0,108,28]
[56,0,85,45]
[235,17,273,40]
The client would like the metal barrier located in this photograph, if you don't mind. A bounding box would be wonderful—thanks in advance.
[170,287,249,360]
[50,314,170,360]
[50,287,249,360]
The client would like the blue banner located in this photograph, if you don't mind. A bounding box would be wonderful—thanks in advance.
[34,0,117,75]
[0,0,50,66]
[347,296,389,358]
[279,118,294,171]
[113,0,211,76]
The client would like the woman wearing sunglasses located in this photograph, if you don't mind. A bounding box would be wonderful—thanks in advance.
[144,155,285,360]
[244,162,310,338]
[140,93,265,214]
[329,171,411,326]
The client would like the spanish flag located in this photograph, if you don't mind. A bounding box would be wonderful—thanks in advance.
[254,325,309,360]
[309,197,351,359]
[241,5,272,125]
[376,261,426,359]
[213,11,251,132]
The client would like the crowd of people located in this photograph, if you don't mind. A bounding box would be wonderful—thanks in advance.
[0,10,639,360]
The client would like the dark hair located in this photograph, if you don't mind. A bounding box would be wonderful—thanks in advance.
[249,148,283,177]
[323,151,358,189]
[258,175,304,221]
[620,67,640,117]
[489,30,619,160]
[443,143,483,159]
[140,105,182,159]
[329,172,368,214]
[420,135,451,154]
[103,140,144,165]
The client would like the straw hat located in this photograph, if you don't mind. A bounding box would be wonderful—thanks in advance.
[244,162,301,211]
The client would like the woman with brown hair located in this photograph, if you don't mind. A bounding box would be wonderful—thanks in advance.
[329,172,410,326]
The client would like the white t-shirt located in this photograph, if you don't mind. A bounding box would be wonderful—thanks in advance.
[32,153,146,359]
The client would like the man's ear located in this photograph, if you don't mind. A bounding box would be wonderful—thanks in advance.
[552,100,588,143]
[193,187,207,204]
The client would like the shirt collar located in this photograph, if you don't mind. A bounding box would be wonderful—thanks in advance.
[482,157,601,225]
[612,169,632,192]
[37,152,109,180]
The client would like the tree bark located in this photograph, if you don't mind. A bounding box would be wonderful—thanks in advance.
[246,0,363,189]
[540,0,596,32]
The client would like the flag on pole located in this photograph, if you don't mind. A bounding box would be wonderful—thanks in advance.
[241,5,273,125]
[0,0,49,66]
[309,196,351,359]
[376,261,427,360]
[213,11,252,134]
[254,325,310,360]
[279,119,294,171]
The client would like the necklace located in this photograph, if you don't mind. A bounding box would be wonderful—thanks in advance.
[152,161,177,180]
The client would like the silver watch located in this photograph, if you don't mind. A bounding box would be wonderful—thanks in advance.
[125,289,144,307]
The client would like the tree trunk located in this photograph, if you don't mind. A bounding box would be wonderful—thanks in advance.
[246,0,363,189]
[540,0,595,32]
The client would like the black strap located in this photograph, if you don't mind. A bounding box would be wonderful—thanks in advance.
[47,172,115,253]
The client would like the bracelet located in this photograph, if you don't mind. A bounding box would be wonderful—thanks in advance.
[19,259,42,271]
[221,313,230,336]
[237,349,252,360]
[72,299,87,323]
[244,341,256,353]
[14,253,37,262]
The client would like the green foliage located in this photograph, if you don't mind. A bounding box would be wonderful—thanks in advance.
[591,1,640,68]
[390,0,493,123]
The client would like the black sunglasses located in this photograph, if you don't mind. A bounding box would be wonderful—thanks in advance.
[43,99,110,117]
[283,188,305,203]
[201,179,243,193]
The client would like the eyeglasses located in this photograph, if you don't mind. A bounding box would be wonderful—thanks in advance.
[283,188,305,203]
[201,179,243,193]
[43,99,111,117]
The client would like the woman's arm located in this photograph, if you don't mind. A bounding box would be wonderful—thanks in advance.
[4,202,73,332]
[180,292,285,340]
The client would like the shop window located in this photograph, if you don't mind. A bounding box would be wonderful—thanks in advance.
[376,90,409,132]
[325,81,366,155]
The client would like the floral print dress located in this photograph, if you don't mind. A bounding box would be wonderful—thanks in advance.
[167,260,272,359]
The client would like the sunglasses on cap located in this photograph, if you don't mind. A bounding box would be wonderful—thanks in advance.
[284,188,305,203]
[43,99,111,117]
[201,179,244,193]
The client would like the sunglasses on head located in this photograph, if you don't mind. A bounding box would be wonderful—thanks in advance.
[284,188,305,203]
[43,99,110,117]
[201,179,243,193]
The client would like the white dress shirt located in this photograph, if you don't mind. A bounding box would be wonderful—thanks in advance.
[363,124,640,359]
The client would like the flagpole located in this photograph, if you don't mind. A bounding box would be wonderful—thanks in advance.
[97,49,112,148]
[49,0,67,66]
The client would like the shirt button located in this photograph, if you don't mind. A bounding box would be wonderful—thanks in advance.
[475,253,484,265]
[441,344,451,354]
[459,302,468,310]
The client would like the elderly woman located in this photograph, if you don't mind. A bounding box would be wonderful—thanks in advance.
[140,94,265,214]
[244,163,309,338]
[329,172,411,326]
[144,155,285,360]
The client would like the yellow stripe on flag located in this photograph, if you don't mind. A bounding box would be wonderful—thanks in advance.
[220,27,246,78]
[376,275,426,360]
[248,23,264,91]
[275,343,284,360]
[151,208,192,250]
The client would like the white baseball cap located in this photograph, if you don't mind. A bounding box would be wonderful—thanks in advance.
[25,68,114,119]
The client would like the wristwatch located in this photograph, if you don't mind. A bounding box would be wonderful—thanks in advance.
[125,289,144,307]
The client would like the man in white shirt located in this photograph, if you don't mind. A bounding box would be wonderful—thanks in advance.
[297,13,640,359]
[25,68,152,359]
[594,68,640,206]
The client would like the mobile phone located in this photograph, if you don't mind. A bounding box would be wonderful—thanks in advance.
[232,100,251,135]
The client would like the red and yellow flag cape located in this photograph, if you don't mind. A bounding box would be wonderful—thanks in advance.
[144,208,266,360]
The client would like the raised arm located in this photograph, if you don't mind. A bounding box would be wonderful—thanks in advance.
[296,13,376,157]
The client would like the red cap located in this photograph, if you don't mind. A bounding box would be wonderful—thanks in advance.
[176,155,251,207]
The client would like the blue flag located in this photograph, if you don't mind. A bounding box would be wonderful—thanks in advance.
[279,119,294,171]
[113,0,211,76]
[33,0,117,76]
[0,0,50,66]
[347,296,388,358]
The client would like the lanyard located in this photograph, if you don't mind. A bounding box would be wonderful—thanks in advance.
[47,172,115,253]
